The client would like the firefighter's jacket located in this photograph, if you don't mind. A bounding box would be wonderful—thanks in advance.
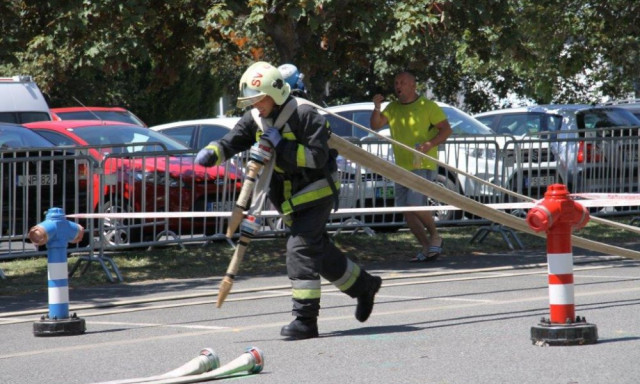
[214,97,339,215]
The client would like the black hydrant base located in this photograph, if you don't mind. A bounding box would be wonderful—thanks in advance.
[531,322,598,346]
[33,317,86,337]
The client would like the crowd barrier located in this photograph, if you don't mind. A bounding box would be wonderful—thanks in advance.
[2,129,640,279]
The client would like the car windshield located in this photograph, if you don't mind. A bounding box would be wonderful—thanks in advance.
[441,106,494,136]
[479,111,564,135]
[0,125,55,148]
[70,125,189,152]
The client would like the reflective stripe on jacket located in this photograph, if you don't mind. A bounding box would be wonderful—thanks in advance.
[218,96,340,214]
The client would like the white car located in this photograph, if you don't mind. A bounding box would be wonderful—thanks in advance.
[150,117,240,150]
[0,75,52,123]
[149,114,393,224]
[322,102,504,222]
[149,103,504,224]
[475,104,640,194]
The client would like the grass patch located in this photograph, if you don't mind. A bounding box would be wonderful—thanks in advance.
[2,216,638,296]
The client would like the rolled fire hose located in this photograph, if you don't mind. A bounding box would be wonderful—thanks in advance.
[91,348,219,384]
[139,347,264,384]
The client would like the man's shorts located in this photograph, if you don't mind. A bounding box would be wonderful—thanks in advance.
[394,169,437,207]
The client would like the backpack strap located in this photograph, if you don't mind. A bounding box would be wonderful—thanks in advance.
[250,97,299,132]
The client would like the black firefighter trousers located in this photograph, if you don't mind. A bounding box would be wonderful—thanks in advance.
[286,198,378,318]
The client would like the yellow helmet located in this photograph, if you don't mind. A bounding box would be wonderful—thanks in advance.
[237,61,291,108]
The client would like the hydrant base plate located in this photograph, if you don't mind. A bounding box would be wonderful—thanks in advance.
[531,322,598,346]
[33,317,86,337]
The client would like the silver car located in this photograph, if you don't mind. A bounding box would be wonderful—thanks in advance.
[601,99,640,120]
[475,104,640,194]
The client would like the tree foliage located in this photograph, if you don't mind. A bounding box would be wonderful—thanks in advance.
[1,0,639,125]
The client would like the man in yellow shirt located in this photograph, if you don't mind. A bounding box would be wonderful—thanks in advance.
[370,71,452,262]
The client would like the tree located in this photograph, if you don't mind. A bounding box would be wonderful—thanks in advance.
[2,0,639,124]
[1,0,224,125]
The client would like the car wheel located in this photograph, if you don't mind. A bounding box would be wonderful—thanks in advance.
[428,174,463,222]
[101,199,140,246]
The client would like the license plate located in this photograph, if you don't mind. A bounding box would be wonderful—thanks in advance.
[206,200,233,211]
[206,201,219,211]
[526,176,553,187]
[17,174,57,186]
[375,186,394,199]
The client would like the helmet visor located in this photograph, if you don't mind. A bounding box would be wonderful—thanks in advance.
[237,83,266,108]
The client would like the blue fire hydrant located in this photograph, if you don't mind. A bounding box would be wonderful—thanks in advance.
[28,207,86,336]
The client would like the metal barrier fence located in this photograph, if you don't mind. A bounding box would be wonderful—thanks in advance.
[2,129,640,278]
[1,147,96,256]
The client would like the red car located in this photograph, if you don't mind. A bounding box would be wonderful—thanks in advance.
[23,120,242,245]
[51,106,147,127]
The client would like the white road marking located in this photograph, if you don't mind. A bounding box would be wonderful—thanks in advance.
[89,320,228,330]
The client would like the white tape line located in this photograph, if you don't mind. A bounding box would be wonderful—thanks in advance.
[571,193,640,200]
[65,198,640,220]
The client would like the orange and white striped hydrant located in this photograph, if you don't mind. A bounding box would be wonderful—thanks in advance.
[526,184,598,346]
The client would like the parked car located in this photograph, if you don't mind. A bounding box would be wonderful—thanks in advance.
[0,123,88,242]
[149,117,239,149]
[475,104,640,194]
[150,112,400,228]
[0,75,52,123]
[325,101,494,139]
[601,99,640,120]
[323,101,503,222]
[51,106,147,127]
[149,103,499,224]
[24,120,242,244]
[474,106,560,198]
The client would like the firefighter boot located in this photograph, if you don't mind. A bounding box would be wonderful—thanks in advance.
[280,317,319,340]
[355,275,382,322]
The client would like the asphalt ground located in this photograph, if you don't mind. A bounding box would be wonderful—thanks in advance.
[1,247,640,384]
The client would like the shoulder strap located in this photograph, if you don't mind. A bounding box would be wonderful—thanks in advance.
[250,97,340,212]
[250,97,299,131]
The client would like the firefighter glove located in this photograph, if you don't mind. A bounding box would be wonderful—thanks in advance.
[195,144,219,167]
[262,127,282,148]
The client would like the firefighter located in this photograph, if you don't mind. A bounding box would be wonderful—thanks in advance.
[195,61,382,340]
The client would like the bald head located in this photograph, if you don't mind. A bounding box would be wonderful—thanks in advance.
[394,71,418,103]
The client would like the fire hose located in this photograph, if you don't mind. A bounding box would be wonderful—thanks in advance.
[91,347,263,384]
[305,99,640,238]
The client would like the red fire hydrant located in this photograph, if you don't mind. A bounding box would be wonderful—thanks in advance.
[526,184,598,346]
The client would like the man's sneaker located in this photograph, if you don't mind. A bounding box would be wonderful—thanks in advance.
[280,317,319,340]
[355,276,382,322]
